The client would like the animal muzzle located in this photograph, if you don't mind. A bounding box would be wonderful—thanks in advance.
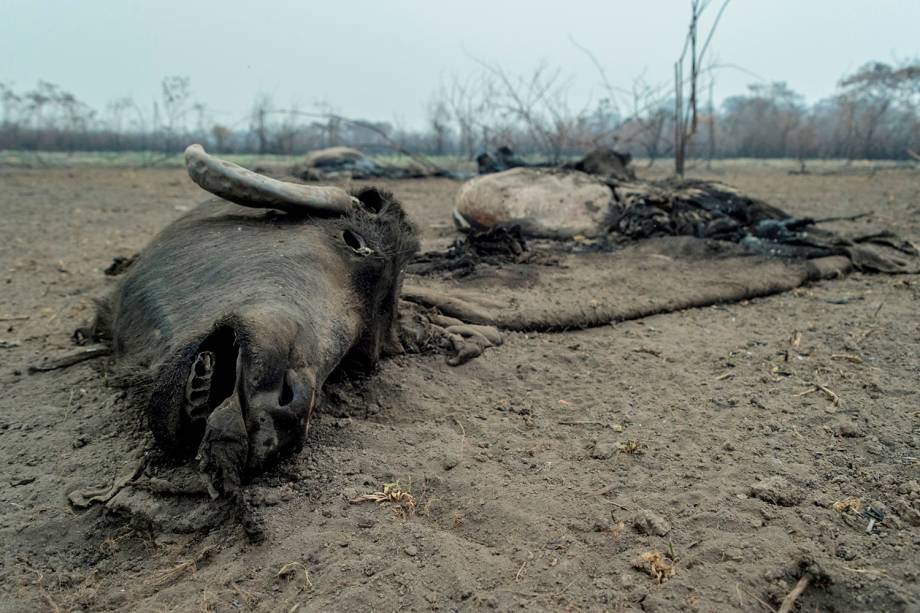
[148,323,319,496]
[196,359,317,497]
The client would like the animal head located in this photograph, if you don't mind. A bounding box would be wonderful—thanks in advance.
[96,145,418,491]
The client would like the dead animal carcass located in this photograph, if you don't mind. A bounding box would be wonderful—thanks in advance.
[295,146,379,180]
[454,149,918,273]
[294,145,456,181]
[476,146,634,181]
[85,145,419,496]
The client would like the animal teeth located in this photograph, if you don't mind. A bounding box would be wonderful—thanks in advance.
[185,351,216,419]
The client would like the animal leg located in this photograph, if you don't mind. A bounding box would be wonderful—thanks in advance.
[397,299,502,365]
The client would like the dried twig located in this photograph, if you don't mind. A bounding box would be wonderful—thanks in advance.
[552,578,579,598]
[842,566,887,576]
[452,416,466,458]
[815,383,840,406]
[28,346,110,373]
[777,575,810,613]
[738,587,777,612]
[515,561,527,582]
[558,421,622,431]
[601,499,632,511]
[795,383,840,406]
[831,353,863,364]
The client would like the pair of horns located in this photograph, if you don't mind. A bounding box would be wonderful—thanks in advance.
[184,144,359,215]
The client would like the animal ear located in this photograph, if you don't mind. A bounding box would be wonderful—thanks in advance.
[352,187,391,215]
[184,144,359,216]
[342,229,373,256]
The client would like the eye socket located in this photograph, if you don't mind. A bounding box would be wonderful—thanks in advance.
[342,229,373,256]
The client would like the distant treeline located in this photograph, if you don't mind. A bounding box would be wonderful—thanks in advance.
[1,60,918,162]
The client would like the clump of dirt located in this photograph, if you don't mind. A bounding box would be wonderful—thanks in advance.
[632,509,671,536]
[749,475,804,507]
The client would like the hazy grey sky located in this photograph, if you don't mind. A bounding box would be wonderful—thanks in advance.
[3,0,918,129]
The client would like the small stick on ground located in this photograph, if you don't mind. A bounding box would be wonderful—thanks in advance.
[0,314,30,322]
[815,383,840,406]
[831,353,863,364]
[452,416,466,457]
[515,561,527,582]
[794,384,840,406]
[552,578,578,598]
[842,566,887,576]
[854,326,878,344]
[558,420,609,427]
[778,575,810,613]
[28,346,110,373]
[594,482,632,510]
[739,587,778,612]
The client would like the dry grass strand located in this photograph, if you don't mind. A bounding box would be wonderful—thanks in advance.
[351,481,418,517]
[632,551,675,583]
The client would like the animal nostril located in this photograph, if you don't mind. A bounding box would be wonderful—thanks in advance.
[279,373,294,406]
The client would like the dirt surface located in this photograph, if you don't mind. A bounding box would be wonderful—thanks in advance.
[1,163,918,611]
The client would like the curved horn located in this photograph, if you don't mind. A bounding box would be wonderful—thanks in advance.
[184,144,357,216]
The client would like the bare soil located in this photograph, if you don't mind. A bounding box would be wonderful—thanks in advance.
[0,163,918,612]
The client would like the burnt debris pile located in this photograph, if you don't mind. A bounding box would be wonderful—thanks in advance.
[408,225,529,277]
[451,147,919,274]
